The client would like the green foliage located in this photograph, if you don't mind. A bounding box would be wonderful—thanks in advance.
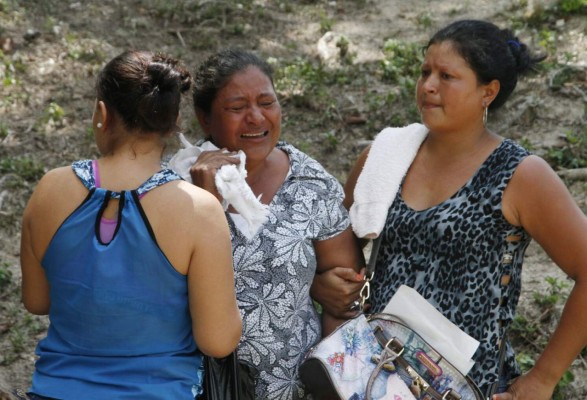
[415,12,432,28]
[380,39,422,100]
[515,352,535,371]
[511,277,573,398]
[550,65,583,90]
[538,28,557,55]
[44,102,65,123]
[336,36,350,61]
[0,262,12,289]
[0,156,45,182]
[558,0,587,14]
[318,11,334,33]
[510,315,539,344]
[516,0,587,30]
[67,45,105,63]
[546,128,587,169]
[0,121,8,139]
[533,276,569,308]
[3,310,46,365]
[1,50,25,87]
[517,137,535,151]
[370,39,423,128]
[274,57,352,107]
[322,129,338,151]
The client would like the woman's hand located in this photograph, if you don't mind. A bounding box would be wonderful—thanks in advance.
[311,267,365,319]
[492,371,555,400]
[189,149,240,200]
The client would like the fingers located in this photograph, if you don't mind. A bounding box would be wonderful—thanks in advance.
[196,149,241,168]
[189,150,241,194]
[329,266,364,282]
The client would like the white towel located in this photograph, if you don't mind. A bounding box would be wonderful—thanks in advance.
[349,123,428,239]
[382,285,480,375]
[168,133,269,239]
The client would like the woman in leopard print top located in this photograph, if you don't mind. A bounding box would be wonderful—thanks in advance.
[315,19,587,400]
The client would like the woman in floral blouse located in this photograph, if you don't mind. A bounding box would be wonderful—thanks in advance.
[188,48,365,399]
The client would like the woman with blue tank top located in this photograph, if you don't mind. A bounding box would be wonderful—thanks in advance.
[313,20,587,400]
[19,50,242,400]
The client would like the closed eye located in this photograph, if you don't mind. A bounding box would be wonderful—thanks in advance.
[260,100,276,107]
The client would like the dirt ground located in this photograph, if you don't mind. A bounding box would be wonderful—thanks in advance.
[1,0,586,398]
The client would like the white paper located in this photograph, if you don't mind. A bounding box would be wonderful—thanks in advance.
[382,285,479,375]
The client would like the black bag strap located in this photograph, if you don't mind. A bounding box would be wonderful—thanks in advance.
[358,235,383,309]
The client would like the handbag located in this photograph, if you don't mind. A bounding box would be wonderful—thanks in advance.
[300,312,484,400]
[197,352,256,400]
[300,237,485,400]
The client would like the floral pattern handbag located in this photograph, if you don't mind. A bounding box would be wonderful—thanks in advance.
[300,313,417,400]
[300,237,484,400]
[300,312,484,400]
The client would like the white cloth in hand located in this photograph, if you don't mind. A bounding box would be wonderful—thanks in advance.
[168,133,269,239]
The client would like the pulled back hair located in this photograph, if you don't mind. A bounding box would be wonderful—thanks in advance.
[96,50,192,135]
[193,48,274,115]
[427,20,544,110]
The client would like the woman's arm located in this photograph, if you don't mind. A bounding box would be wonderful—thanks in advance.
[20,198,51,315]
[497,155,587,400]
[188,190,242,358]
[313,226,365,336]
[343,145,370,210]
[310,146,372,326]
[20,167,81,315]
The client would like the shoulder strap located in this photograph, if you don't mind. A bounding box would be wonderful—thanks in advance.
[365,235,382,277]
[359,235,383,309]
[71,160,96,191]
[135,168,182,197]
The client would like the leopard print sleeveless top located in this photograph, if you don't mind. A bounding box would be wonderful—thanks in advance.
[370,139,531,394]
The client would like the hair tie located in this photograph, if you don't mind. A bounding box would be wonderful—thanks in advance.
[507,40,521,50]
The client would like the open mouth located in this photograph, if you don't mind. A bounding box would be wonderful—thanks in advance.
[241,131,268,138]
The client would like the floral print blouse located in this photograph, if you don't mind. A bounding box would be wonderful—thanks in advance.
[230,141,350,399]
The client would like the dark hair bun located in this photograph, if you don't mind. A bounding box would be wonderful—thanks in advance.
[501,29,541,75]
[96,51,192,135]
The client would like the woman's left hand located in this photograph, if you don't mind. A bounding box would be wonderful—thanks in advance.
[492,371,555,400]
[311,267,365,318]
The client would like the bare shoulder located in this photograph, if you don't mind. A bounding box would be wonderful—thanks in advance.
[504,154,576,226]
[159,180,227,234]
[507,154,565,198]
[169,180,225,213]
[36,166,78,190]
[26,166,81,210]
[512,154,556,180]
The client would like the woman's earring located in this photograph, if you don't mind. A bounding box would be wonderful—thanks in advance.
[97,122,103,129]
[483,104,488,126]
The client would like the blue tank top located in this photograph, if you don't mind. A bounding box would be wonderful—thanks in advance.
[31,160,203,400]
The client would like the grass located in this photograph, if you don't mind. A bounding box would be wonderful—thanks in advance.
[545,128,587,170]
[0,260,47,367]
[0,262,12,289]
[0,157,45,182]
[510,276,575,398]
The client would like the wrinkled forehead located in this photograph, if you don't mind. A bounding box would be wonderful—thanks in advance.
[216,66,276,101]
